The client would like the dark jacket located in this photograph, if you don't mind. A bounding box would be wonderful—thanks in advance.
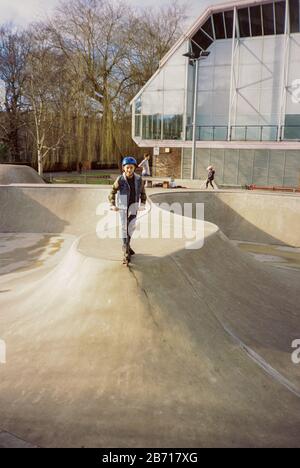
[207,169,215,180]
[109,173,147,209]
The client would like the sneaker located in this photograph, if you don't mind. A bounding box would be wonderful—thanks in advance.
[129,247,135,256]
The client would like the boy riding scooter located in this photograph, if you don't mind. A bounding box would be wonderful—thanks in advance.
[109,157,147,265]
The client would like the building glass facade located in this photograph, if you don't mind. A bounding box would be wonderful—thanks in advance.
[132,0,300,143]
[132,0,300,184]
[133,42,187,141]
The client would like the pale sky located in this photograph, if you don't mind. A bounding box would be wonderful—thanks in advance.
[0,0,222,28]
[0,0,58,25]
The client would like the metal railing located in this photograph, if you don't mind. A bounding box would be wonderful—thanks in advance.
[185,125,300,142]
[186,125,228,141]
[230,125,278,141]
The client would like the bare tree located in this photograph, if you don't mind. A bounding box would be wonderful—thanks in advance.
[0,1,185,170]
[46,0,135,165]
[127,1,186,90]
[0,25,29,161]
[24,27,69,176]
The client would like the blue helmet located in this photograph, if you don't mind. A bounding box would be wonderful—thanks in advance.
[122,156,137,166]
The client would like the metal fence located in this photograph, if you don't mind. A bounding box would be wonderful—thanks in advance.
[185,125,300,142]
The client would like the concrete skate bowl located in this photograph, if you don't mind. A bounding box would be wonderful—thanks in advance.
[150,190,300,246]
[0,185,299,448]
[0,165,45,185]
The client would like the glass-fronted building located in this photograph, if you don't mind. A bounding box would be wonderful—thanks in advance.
[131,0,300,186]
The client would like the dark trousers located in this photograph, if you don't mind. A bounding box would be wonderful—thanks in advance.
[122,213,137,247]
[206,179,214,189]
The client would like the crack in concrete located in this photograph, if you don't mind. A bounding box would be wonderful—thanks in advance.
[0,429,39,448]
[129,267,160,330]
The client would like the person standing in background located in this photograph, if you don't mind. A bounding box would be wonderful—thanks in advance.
[138,153,151,177]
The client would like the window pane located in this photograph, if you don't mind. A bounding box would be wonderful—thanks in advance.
[135,115,141,137]
[214,127,228,141]
[262,127,277,141]
[186,125,193,140]
[231,127,246,141]
[245,127,261,141]
[192,29,213,55]
[290,0,300,33]
[142,115,151,139]
[238,8,250,37]
[135,98,141,114]
[250,5,263,36]
[153,114,161,140]
[163,115,183,140]
[142,115,162,139]
[224,10,234,38]
[284,114,300,139]
[275,1,286,34]
[213,13,226,39]
[199,127,213,141]
[197,126,227,141]
[201,17,213,38]
[262,3,275,35]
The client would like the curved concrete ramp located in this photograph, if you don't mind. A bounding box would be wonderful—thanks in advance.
[0,165,44,185]
[0,186,299,447]
[151,190,300,246]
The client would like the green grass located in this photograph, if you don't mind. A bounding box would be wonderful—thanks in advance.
[47,176,113,185]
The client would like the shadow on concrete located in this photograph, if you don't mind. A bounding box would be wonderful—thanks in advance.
[150,191,300,246]
[0,235,64,276]
[0,187,69,234]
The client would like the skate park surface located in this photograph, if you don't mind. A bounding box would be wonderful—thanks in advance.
[0,178,300,447]
[0,165,45,185]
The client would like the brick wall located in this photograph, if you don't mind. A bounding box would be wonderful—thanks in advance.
[152,148,182,178]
